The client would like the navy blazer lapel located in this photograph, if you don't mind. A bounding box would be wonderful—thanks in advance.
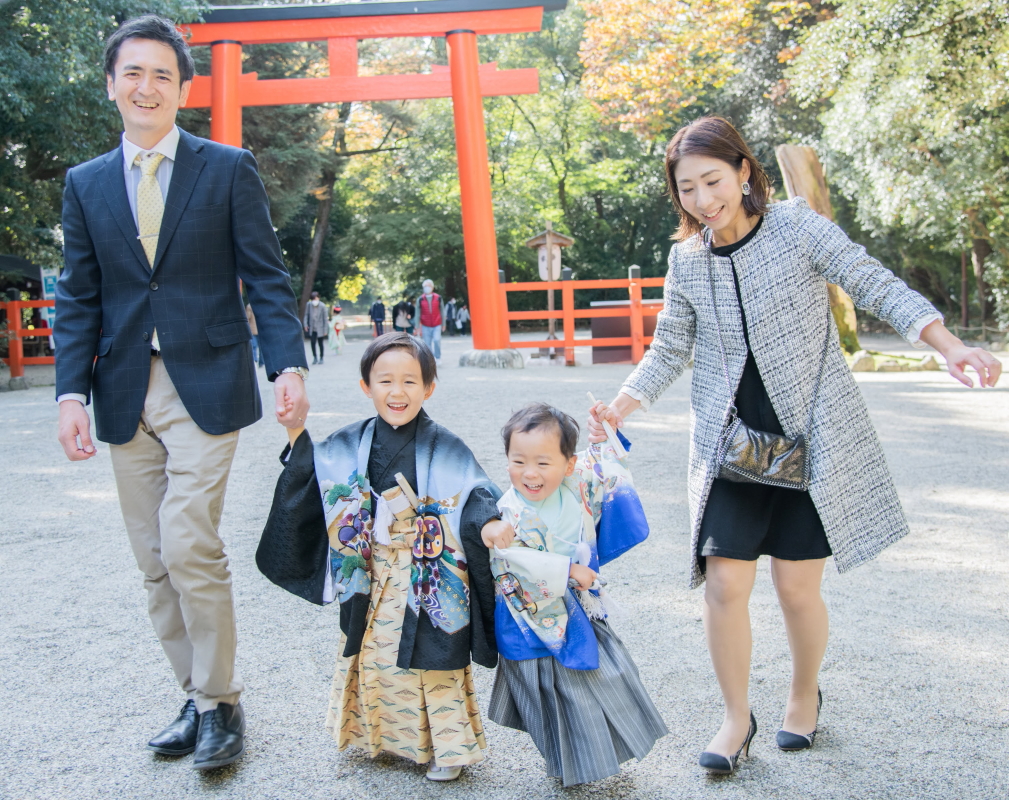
[99,147,149,269]
[152,130,206,274]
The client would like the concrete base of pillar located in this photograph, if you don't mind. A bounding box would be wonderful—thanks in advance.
[7,376,28,391]
[458,348,525,369]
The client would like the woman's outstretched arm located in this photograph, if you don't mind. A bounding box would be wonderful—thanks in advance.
[618,250,697,404]
[794,198,1000,388]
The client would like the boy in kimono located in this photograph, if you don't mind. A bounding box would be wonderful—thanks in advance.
[484,403,667,787]
[259,332,511,781]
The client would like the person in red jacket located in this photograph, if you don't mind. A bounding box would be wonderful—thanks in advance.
[416,279,445,361]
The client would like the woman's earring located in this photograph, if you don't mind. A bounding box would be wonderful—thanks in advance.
[741,181,751,196]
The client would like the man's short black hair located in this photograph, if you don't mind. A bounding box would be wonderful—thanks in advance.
[360,332,437,387]
[104,15,195,85]
[502,403,579,460]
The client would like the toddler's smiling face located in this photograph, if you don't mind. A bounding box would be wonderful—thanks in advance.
[506,425,577,503]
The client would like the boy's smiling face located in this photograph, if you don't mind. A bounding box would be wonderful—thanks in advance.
[360,347,434,426]
[506,425,577,503]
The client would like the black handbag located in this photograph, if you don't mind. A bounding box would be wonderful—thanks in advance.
[707,245,832,491]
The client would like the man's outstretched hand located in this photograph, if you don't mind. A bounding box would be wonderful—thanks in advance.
[275,372,309,430]
[58,400,97,461]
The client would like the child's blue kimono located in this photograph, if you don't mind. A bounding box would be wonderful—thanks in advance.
[487,435,668,787]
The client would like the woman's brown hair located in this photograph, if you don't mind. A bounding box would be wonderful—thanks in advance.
[665,116,772,241]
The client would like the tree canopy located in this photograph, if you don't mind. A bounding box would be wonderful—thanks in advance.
[1,1,200,267]
[3,0,1007,327]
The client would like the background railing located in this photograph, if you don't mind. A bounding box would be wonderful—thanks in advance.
[500,266,664,365]
[1,299,56,379]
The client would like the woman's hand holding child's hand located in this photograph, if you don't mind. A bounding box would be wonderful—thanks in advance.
[481,519,516,549]
[569,563,598,591]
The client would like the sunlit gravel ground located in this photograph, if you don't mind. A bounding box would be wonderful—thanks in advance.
[1,332,1006,800]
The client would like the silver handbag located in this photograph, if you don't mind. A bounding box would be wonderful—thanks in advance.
[707,246,832,491]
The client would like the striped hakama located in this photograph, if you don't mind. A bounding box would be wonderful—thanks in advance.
[488,620,668,787]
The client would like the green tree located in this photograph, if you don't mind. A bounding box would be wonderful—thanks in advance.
[789,0,1009,324]
[335,4,678,312]
[1,1,200,267]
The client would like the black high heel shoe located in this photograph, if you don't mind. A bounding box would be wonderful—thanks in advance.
[699,711,757,774]
[776,688,822,751]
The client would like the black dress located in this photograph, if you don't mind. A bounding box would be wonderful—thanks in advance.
[696,217,832,567]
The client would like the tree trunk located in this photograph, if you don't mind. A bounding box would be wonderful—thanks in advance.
[775,145,861,353]
[299,172,335,319]
[298,102,354,320]
[961,250,969,328]
[971,238,992,325]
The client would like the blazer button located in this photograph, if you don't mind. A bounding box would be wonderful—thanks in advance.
[150,281,158,291]
[143,331,150,341]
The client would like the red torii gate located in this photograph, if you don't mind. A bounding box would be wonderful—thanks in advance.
[180,0,566,355]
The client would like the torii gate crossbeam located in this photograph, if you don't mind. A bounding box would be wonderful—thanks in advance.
[181,1,567,353]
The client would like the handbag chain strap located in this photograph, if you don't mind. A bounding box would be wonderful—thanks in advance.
[705,232,833,439]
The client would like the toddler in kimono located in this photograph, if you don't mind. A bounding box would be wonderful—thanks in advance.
[483,402,668,786]
[258,332,511,781]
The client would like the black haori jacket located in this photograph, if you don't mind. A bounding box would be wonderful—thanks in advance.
[258,410,500,670]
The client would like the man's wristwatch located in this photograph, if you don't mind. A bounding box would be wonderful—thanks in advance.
[279,366,309,381]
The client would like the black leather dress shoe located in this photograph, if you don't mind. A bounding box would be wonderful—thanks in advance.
[147,700,200,756]
[192,702,245,770]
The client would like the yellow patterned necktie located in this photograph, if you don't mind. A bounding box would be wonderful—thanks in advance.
[136,151,165,351]
[135,151,165,267]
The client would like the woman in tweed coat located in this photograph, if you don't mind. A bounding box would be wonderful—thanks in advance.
[589,117,1001,774]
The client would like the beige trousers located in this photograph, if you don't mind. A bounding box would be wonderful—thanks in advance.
[110,357,243,713]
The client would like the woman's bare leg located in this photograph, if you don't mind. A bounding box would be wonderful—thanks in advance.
[770,557,829,734]
[702,556,758,755]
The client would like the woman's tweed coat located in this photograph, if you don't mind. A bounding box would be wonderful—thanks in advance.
[623,198,940,588]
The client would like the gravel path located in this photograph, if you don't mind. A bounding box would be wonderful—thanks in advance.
[2,334,1007,800]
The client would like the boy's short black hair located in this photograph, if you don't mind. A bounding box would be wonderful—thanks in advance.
[360,332,437,387]
[502,403,579,460]
[104,15,196,85]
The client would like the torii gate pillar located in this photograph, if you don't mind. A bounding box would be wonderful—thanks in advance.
[447,30,507,351]
[210,41,242,146]
[182,2,567,366]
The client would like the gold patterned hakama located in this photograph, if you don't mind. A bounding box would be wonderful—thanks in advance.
[324,540,486,767]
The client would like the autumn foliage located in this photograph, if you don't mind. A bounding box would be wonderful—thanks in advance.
[580,1,826,135]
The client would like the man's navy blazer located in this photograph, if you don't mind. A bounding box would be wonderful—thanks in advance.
[55,128,308,445]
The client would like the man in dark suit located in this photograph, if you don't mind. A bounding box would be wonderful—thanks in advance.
[54,16,309,770]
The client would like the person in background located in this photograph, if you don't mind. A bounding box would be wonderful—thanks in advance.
[416,279,445,362]
[329,304,346,355]
[444,296,457,336]
[393,294,415,335]
[456,303,470,335]
[303,291,329,365]
[369,296,386,337]
[245,301,264,368]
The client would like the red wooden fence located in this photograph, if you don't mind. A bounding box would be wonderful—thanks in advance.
[1,299,55,378]
[501,267,664,365]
